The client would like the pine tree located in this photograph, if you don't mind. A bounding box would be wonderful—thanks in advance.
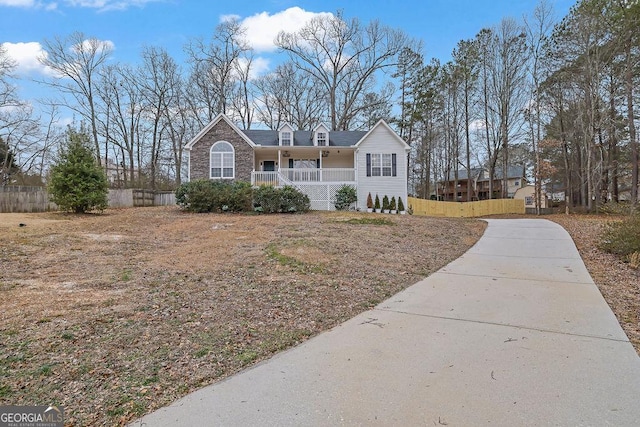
[48,127,108,213]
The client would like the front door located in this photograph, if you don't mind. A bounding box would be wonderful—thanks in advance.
[263,161,275,172]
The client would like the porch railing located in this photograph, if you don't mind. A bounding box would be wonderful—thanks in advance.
[252,171,280,187]
[251,168,355,186]
[281,168,355,183]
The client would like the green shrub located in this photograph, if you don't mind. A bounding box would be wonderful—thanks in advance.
[599,202,640,216]
[374,194,381,210]
[175,180,252,213]
[253,185,310,214]
[278,185,311,213]
[334,184,357,210]
[398,197,405,212]
[48,127,108,213]
[382,195,390,211]
[599,214,640,257]
[389,196,396,211]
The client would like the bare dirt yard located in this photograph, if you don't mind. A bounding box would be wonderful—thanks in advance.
[0,207,485,426]
[1,208,637,426]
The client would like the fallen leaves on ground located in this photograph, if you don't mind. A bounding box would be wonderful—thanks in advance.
[0,207,484,426]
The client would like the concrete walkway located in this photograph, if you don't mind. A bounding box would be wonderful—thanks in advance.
[131,219,640,426]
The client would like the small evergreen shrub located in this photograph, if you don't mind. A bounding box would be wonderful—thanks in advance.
[374,194,381,210]
[390,196,396,211]
[382,195,390,211]
[253,185,310,213]
[334,184,357,211]
[366,192,373,209]
[398,197,405,212]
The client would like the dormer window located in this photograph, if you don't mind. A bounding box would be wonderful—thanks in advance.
[313,123,330,146]
[281,131,292,146]
[317,132,327,147]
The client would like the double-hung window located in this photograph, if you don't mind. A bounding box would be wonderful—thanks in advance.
[317,132,327,146]
[210,141,234,179]
[366,153,397,177]
[281,131,292,146]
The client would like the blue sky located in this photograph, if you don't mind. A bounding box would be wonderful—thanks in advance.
[1,0,577,106]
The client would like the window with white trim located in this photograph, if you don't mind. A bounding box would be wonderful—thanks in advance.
[366,153,397,177]
[317,132,327,146]
[210,141,234,179]
[281,131,292,146]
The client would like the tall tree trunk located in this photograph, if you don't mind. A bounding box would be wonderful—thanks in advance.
[625,42,638,205]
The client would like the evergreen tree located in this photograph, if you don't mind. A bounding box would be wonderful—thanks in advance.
[48,127,108,213]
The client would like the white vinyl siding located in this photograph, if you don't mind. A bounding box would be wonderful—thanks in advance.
[210,141,234,179]
[356,125,408,211]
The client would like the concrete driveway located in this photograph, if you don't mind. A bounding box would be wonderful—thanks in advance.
[131,219,640,426]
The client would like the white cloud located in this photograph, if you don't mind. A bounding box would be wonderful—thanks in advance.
[2,38,114,78]
[239,7,333,53]
[236,56,270,80]
[0,0,34,6]
[220,13,240,23]
[2,42,57,76]
[0,0,57,8]
[250,56,270,78]
[64,0,161,11]
[71,38,115,55]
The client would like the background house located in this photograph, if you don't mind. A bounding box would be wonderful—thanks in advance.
[514,185,549,213]
[185,114,409,210]
[438,166,526,201]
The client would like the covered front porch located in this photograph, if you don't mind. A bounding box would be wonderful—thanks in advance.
[251,147,356,187]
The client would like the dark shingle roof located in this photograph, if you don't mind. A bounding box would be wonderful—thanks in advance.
[241,130,366,147]
[442,168,483,181]
[483,166,525,181]
[442,166,525,182]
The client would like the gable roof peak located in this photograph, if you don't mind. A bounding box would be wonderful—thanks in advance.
[313,122,330,132]
[184,113,255,150]
[277,122,294,132]
[354,119,410,151]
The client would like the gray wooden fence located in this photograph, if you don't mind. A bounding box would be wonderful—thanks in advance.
[0,186,176,213]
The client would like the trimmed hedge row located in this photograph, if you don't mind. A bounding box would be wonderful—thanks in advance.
[175,180,310,214]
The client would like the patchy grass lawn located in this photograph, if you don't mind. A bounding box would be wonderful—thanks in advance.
[0,207,485,426]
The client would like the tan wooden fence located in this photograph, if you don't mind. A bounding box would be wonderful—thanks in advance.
[407,197,525,218]
[0,187,176,213]
[0,186,56,213]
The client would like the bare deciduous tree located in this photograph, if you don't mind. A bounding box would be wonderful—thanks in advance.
[39,32,113,166]
[276,11,408,130]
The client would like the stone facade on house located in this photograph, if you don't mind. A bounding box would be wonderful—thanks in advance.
[189,119,254,182]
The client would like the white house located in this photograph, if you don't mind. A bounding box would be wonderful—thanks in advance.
[185,114,410,211]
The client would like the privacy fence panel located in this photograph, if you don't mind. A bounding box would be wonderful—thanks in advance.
[0,186,57,213]
[0,187,176,213]
[408,197,525,218]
